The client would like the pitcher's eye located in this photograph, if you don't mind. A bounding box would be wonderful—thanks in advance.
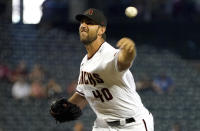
[81,19,97,25]
[86,21,97,25]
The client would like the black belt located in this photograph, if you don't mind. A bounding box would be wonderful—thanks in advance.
[107,117,135,126]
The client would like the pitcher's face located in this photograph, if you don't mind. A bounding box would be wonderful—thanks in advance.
[79,18,100,45]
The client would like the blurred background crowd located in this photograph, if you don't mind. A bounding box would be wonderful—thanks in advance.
[0,0,200,131]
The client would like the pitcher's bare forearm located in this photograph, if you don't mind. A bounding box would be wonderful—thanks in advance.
[68,93,88,109]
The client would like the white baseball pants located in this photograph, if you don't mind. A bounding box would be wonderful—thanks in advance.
[92,113,154,131]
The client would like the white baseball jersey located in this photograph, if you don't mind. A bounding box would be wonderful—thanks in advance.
[76,42,148,121]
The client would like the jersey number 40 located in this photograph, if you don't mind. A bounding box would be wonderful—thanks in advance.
[92,88,113,102]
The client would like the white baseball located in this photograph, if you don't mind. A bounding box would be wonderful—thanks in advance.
[125,6,138,18]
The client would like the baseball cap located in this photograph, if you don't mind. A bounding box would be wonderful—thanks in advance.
[75,8,107,26]
[75,8,107,40]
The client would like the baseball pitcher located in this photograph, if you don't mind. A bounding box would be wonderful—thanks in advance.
[50,8,154,131]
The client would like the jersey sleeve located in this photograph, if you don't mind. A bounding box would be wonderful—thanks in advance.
[76,79,85,97]
[76,67,85,97]
[113,51,121,72]
[76,86,85,97]
[103,49,125,75]
[113,49,135,73]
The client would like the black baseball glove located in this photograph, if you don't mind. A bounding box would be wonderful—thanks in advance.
[49,97,82,123]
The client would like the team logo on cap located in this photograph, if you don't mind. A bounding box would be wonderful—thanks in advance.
[88,9,94,15]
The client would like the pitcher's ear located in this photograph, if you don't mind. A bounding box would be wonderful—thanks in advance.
[98,26,106,36]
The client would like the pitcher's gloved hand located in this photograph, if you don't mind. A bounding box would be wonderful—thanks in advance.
[50,98,82,123]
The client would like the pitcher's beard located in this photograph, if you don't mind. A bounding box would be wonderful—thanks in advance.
[80,35,97,45]
[80,38,90,45]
